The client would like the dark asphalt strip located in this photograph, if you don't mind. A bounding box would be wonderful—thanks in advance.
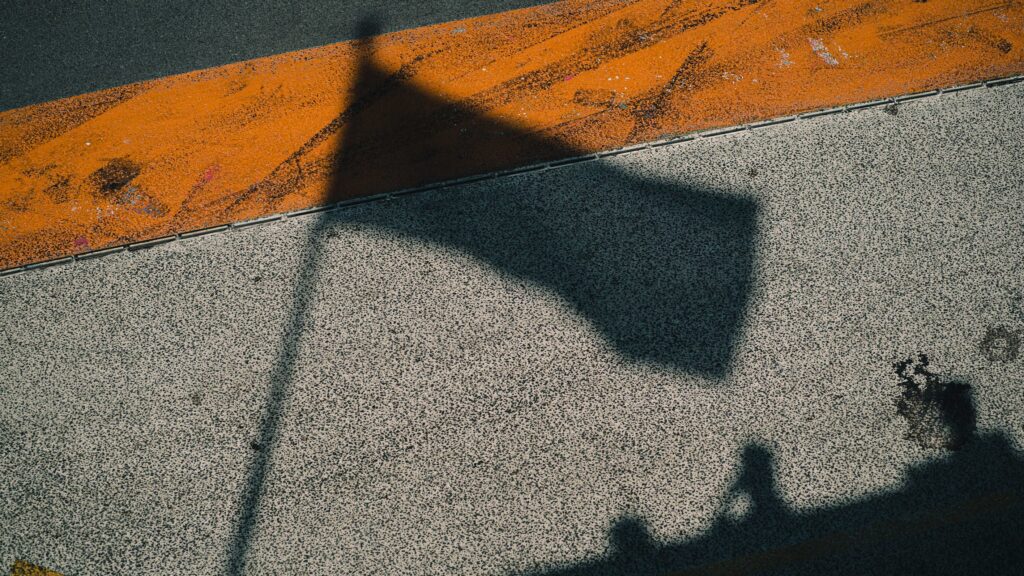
[0,0,558,111]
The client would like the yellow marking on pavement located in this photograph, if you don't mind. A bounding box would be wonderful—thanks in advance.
[9,561,63,576]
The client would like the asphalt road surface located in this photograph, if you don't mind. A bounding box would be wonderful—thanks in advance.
[2,82,1024,574]
[0,0,556,111]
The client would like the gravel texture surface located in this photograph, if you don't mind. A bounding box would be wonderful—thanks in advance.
[2,83,1023,575]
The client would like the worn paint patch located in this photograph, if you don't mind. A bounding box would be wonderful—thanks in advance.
[1,0,1023,269]
[776,47,795,68]
[88,157,142,201]
[9,561,63,576]
[809,37,840,66]
[979,326,1022,362]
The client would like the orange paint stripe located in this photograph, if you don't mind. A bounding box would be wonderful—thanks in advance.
[8,561,63,576]
[1,0,1022,269]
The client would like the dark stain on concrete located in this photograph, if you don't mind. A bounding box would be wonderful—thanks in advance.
[89,157,142,200]
[809,2,880,36]
[2,191,35,213]
[893,353,975,450]
[87,157,169,217]
[572,88,619,108]
[42,176,73,204]
[979,326,1021,362]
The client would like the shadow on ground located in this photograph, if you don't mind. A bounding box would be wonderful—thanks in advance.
[0,0,560,111]
[511,363,1023,574]
[221,16,1019,575]
[520,430,1024,576]
[226,16,760,572]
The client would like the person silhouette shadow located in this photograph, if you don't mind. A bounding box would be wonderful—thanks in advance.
[607,516,659,574]
[725,444,788,524]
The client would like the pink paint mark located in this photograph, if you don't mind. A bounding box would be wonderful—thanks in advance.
[564,75,575,81]
[74,236,89,248]
[182,164,223,214]
[200,164,221,184]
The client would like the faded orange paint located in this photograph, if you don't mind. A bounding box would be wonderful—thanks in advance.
[1,0,1022,269]
[8,561,63,576]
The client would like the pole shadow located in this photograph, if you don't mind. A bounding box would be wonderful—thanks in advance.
[226,15,760,571]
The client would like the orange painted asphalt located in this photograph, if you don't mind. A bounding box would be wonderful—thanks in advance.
[1,0,1022,269]
[8,561,63,576]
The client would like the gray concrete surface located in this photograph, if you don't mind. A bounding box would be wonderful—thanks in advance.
[2,83,1024,575]
[0,0,557,111]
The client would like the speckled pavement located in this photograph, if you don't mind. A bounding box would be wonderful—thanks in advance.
[2,82,1024,575]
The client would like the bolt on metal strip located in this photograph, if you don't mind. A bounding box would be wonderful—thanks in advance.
[77,246,127,261]
[181,225,230,238]
[0,74,1015,278]
[597,142,651,157]
[128,236,176,251]
[748,116,798,130]
[549,154,599,167]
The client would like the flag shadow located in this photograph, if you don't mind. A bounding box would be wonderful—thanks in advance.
[227,15,759,572]
[319,23,760,377]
